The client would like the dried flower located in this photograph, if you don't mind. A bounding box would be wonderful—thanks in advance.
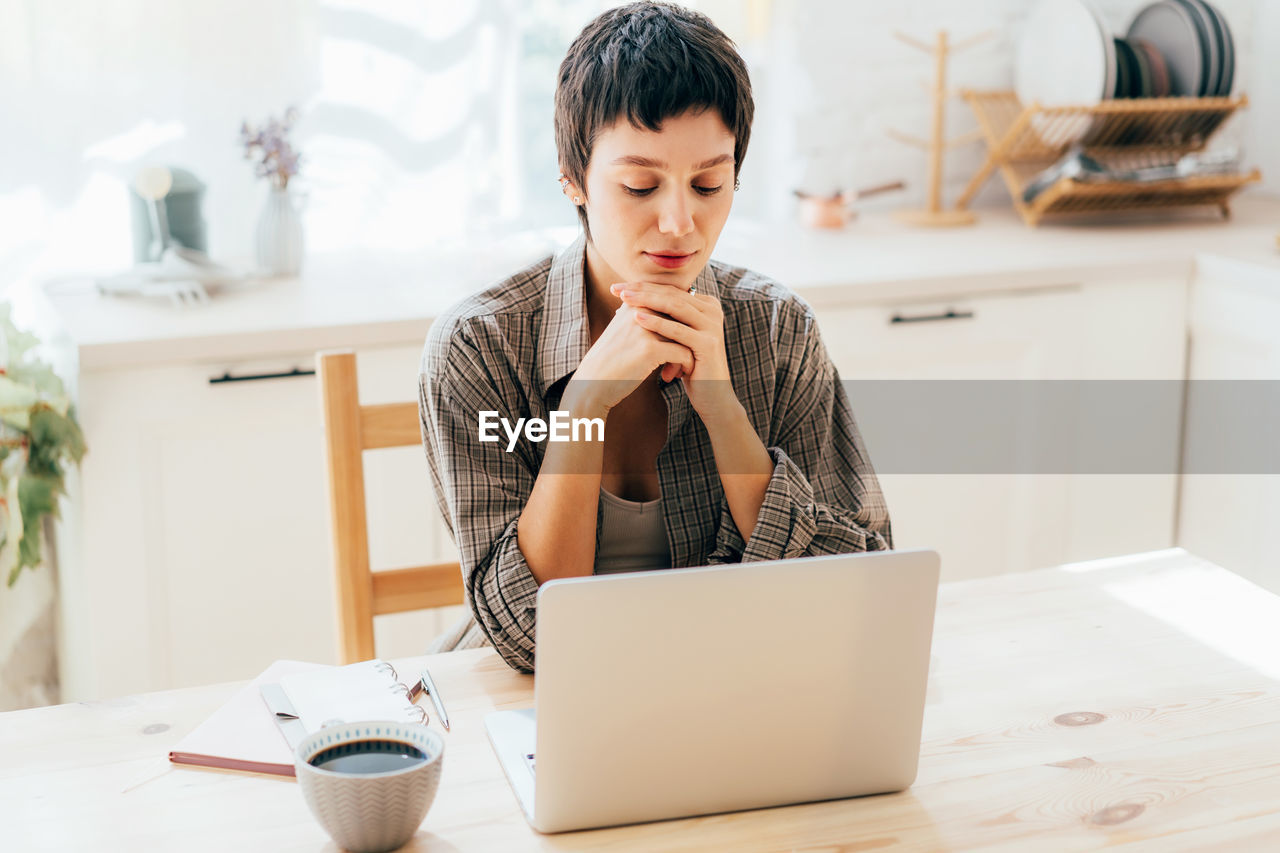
[240,108,302,190]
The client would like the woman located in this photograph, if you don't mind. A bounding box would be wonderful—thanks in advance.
[419,1,891,673]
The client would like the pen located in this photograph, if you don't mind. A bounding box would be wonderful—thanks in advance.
[418,667,450,732]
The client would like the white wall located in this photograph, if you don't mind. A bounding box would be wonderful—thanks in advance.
[1245,0,1280,196]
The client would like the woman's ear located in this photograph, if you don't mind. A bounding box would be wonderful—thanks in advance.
[557,170,583,205]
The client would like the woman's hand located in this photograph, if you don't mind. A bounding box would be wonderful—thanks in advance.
[611,281,739,424]
[564,297,695,415]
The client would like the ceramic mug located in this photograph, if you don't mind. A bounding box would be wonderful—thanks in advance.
[295,721,444,853]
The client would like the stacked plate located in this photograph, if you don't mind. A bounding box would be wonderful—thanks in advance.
[1016,0,1236,107]
[1127,0,1234,97]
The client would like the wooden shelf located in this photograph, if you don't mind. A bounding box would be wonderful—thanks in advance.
[957,90,1260,226]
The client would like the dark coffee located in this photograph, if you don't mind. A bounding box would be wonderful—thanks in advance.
[308,739,428,775]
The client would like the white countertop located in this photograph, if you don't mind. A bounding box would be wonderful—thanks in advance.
[36,195,1280,371]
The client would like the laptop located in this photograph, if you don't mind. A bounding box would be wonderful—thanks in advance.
[485,548,940,833]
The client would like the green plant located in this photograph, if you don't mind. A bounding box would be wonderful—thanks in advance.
[0,304,86,586]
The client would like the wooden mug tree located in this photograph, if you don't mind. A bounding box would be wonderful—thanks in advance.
[888,29,992,227]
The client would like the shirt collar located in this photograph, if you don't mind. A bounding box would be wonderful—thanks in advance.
[536,232,720,396]
[536,232,592,396]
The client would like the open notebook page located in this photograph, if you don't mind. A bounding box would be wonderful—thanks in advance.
[278,660,423,733]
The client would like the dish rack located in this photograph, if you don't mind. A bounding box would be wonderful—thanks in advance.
[956,90,1260,225]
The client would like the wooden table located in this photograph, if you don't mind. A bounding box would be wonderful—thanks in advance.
[7,549,1280,851]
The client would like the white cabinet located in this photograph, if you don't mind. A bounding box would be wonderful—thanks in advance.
[55,343,464,701]
[813,276,1187,582]
[1177,259,1280,594]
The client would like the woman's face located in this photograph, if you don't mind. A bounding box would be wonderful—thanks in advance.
[577,108,736,292]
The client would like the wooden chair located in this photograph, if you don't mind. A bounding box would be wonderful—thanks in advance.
[317,350,465,663]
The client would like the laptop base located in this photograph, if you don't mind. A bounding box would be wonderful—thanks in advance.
[485,708,537,823]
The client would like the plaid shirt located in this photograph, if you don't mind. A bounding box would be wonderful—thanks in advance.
[419,232,892,673]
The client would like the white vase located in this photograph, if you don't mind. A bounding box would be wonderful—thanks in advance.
[255,186,304,276]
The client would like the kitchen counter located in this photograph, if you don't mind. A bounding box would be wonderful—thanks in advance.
[33,195,1280,370]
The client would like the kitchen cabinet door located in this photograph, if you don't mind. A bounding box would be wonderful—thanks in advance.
[1178,266,1280,594]
[56,344,463,701]
[813,277,1185,581]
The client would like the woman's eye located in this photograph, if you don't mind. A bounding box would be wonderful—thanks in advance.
[622,185,724,197]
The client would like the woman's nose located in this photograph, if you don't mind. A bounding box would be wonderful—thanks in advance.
[657,191,695,236]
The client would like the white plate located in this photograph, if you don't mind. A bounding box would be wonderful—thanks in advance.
[1016,0,1115,108]
[1016,0,1116,146]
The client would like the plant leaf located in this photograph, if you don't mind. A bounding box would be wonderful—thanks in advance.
[17,473,56,570]
[27,404,87,479]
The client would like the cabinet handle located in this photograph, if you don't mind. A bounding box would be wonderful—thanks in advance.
[889,308,975,325]
[208,367,316,385]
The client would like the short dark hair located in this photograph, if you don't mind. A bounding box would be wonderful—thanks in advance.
[554,2,754,239]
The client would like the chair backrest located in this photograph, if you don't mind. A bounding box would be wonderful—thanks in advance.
[317,350,465,663]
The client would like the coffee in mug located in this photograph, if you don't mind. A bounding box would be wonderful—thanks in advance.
[308,738,428,775]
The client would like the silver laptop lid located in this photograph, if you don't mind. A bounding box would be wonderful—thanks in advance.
[530,549,940,833]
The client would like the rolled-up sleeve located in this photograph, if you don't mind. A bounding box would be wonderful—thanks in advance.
[420,320,541,673]
[707,304,892,563]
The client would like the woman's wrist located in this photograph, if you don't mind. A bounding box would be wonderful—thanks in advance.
[560,378,613,421]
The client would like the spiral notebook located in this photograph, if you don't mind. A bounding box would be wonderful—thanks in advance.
[168,659,425,777]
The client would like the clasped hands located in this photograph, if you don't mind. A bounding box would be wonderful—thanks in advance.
[568,280,736,422]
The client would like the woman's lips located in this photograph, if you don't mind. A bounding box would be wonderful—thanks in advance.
[645,251,695,269]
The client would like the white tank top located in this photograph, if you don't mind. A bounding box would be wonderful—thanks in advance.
[594,488,671,574]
